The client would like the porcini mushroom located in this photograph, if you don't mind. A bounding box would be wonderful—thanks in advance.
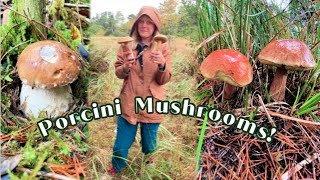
[258,39,316,101]
[200,49,253,99]
[17,40,81,118]
[152,34,168,52]
[117,36,134,59]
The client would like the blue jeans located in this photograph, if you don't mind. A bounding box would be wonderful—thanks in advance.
[112,116,160,173]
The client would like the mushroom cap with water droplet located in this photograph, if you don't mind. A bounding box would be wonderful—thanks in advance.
[17,40,81,89]
[258,39,316,71]
[200,49,253,87]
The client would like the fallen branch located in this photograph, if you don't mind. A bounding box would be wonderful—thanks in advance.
[281,153,320,180]
[267,110,320,126]
[258,95,276,126]
[72,11,89,24]
[0,124,35,141]
[0,4,73,48]
[64,3,90,9]
[16,167,77,180]
[195,29,224,52]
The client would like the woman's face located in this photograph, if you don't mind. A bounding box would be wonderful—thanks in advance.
[137,15,155,40]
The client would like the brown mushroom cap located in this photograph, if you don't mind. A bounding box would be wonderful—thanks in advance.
[17,40,81,89]
[200,49,253,87]
[117,36,134,44]
[153,34,168,44]
[258,39,316,71]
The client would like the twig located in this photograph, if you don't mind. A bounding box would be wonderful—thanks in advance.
[258,95,276,126]
[206,154,240,180]
[72,11,89,24]
[0,4,72,48]
[64,3,90,8]
[267,110,320,126]
[0,123,35,140]
[0,40,30,61]
[281,153,320,180]
[195,29,224,52]
[76,0,83,45]
[72,126,87,139]
[16,167,77,180]
[0,21,26,46]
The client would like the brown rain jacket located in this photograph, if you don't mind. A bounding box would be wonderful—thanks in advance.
[115,6,172,124]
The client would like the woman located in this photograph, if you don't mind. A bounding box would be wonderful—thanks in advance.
[108,6,172,175]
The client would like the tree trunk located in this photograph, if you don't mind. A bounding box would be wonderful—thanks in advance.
[15,0,46,38]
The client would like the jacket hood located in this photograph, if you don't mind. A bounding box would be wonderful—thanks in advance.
[130,6,161,40]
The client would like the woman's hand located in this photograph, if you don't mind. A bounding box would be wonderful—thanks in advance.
[151,51,166,67]
[123,52,135,72]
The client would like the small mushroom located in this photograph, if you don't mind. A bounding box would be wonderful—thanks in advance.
[200,49,253,99]
[17,40,81,118]
[117,36,134,59]
[258,39,316,101]
[152,34,168,52]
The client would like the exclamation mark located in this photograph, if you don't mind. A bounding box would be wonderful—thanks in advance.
[266,128,277,142]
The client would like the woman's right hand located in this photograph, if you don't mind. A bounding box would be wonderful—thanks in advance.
[123,53,135,72]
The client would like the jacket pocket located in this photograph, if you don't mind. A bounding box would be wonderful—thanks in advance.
[149,83,164,101]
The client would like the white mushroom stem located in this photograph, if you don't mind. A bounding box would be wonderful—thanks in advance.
[269,67,288,101]
[120,43,134,59]
[223,83,237,100]
[20,84,74,118]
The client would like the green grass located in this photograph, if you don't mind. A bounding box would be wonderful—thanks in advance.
[197,0,319,115]
[196,0,319,177]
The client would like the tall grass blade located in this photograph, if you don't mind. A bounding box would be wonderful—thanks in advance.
[196,111,209,171]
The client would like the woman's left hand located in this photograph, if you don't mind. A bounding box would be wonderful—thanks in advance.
[151,51,166,67]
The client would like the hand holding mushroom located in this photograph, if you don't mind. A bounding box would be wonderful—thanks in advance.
[151,34,168,67]
[118,37,135,71]
[151,51,166,67]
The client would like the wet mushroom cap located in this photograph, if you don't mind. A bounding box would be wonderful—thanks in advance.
[200,49,253,87]
[153,34,168,44]
[117,37,134,44]
[258,39,315,71]
[17,40,81,89]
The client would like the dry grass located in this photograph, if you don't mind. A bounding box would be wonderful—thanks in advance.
[86,36,198,179]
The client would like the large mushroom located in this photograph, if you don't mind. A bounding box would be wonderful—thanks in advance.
[152,34,168,52]
[200,49,253,99]
[117,36,134,59]
[17,40,81,118]
[258,39,316,101]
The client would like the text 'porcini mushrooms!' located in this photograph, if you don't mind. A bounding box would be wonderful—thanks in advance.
[258,39,316,102]
[200,49,253,99]
[17,40,81,118]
